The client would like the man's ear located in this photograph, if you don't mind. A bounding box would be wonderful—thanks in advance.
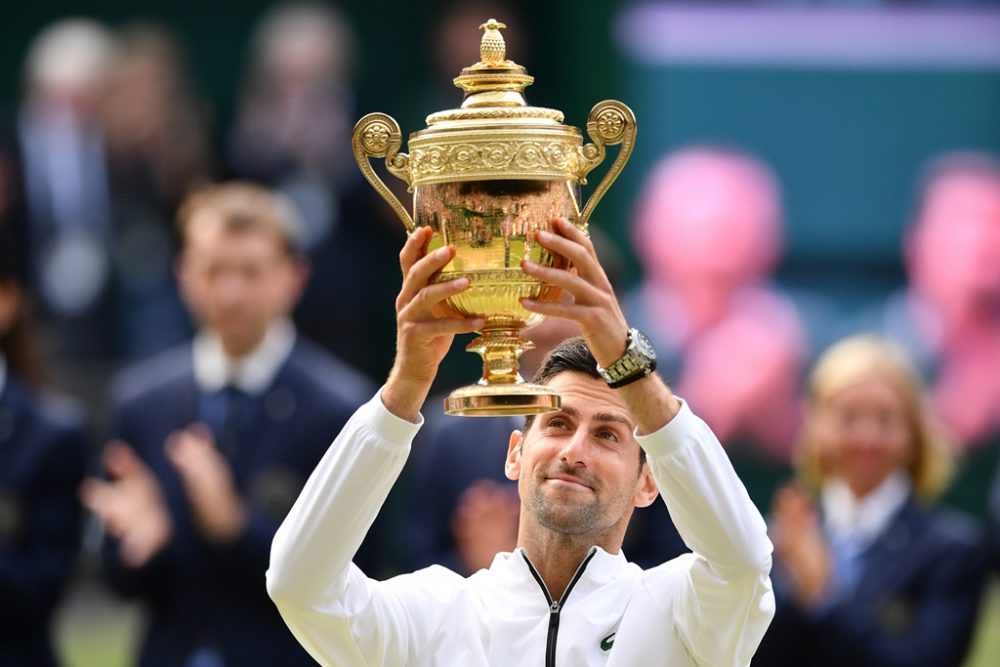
[505,430,523,481]
[632,465,659,509]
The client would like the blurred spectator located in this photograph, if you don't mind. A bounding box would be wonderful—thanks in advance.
[0,226,89,667]
[228,1,355,233]
[624,145,806,503]
[101,23,214,360]
[1,19,212,416]
[875,151,1000,450]
[79,183,372,667]
[228,2,401,382]
[756,335,987,667]
[2,19,117,381]
[400,231,686,574]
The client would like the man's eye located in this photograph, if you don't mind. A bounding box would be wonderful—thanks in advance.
[547,418,569,429]
[597,431,619,442]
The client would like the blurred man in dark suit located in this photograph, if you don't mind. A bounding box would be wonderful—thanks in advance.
[81,182,371,667]
[0,225,88,667]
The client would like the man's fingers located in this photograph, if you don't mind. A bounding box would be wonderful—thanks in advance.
[398,226,434,277]
[403,316,485,340]
[520,259,599,301]
[396,244,457,311]
[398,276,470,319]
[79,478,111,514]
[168,429,224,490]
[519,297,594,321]
[102,440,145,478]
[552,216,593,247]
[533,219,600,274]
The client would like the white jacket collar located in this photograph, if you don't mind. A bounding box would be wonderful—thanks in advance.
[822,471,911,550]
[192,319,296,395]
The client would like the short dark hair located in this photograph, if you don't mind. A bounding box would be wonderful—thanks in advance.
[522,336,646,467]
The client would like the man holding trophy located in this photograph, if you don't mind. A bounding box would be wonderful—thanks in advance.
[267,19,774,667]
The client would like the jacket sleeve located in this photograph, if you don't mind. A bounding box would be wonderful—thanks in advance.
[0,423,87,627]
[267,390,426,667]
[637,399,775,667]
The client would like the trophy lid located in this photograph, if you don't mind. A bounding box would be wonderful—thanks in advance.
[425,18,565,126]
[402,18,633,187]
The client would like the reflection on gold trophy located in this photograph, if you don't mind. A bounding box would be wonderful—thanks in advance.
[352,19,636,416]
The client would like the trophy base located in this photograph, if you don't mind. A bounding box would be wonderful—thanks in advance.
[443,382,561,417]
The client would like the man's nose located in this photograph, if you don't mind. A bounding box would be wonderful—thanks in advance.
[558,429,589,467]
[216,272,248,305]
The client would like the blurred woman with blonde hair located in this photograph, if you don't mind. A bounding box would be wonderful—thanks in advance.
[755,335,988,667]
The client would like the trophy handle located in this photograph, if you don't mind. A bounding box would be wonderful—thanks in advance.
[352,113,415,232]
[577,100,637,225]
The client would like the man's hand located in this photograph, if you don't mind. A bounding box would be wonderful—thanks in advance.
[521,218,681,431]
[80,442,172,568]
[451,479,520,574]
[166,426,247,544]
[520,218,629,368]
[382,225,483,422]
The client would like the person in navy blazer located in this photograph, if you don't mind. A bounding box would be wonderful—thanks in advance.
[0,232,88,667]
[81,182,372,667]
[754,335,987,667]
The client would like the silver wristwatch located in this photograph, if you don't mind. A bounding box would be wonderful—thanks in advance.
[596,328,658,389]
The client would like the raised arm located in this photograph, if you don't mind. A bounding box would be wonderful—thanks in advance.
[522,218,774,666]
[267,226,482,665]
[381,226,484,422]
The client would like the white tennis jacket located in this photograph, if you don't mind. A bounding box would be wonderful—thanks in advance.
[267,391,775,667]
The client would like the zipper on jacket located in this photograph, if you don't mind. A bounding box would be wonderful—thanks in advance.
[522,547,598,667]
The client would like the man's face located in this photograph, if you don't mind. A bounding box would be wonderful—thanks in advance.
[178,213,304,355]
[505,372,657,539]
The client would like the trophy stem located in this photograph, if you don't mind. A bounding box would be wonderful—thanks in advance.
[469,328,529,385]
[442,328,561,416]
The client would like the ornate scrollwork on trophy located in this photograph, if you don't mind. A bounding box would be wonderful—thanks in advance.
[577,100,637,224]
[409,137,581,185]
[427,107,564,124]
[352,113,414,231]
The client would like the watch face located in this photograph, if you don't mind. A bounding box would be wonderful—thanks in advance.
[632,329,657,361]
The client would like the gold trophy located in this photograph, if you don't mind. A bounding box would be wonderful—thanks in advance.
[353,19,636,416]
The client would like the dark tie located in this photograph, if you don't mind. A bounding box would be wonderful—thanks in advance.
[200,386,251,458]
[219,386,252,458]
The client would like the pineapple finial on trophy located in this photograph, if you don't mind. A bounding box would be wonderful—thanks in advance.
[478,18,508,66]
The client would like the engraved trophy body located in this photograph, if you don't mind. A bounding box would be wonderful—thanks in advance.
[353,19,636,416]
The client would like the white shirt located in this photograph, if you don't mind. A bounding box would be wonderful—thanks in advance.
[192,319,296,395]
[267,392,774,667]
[821,472,912,554]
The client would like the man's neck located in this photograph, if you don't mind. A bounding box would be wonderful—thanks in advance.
[518,528,617,601]
[220,333,266,360]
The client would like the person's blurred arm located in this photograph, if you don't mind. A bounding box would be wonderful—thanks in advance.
[0,424,87,625]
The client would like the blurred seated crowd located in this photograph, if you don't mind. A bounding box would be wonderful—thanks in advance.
[1,3,999,667]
